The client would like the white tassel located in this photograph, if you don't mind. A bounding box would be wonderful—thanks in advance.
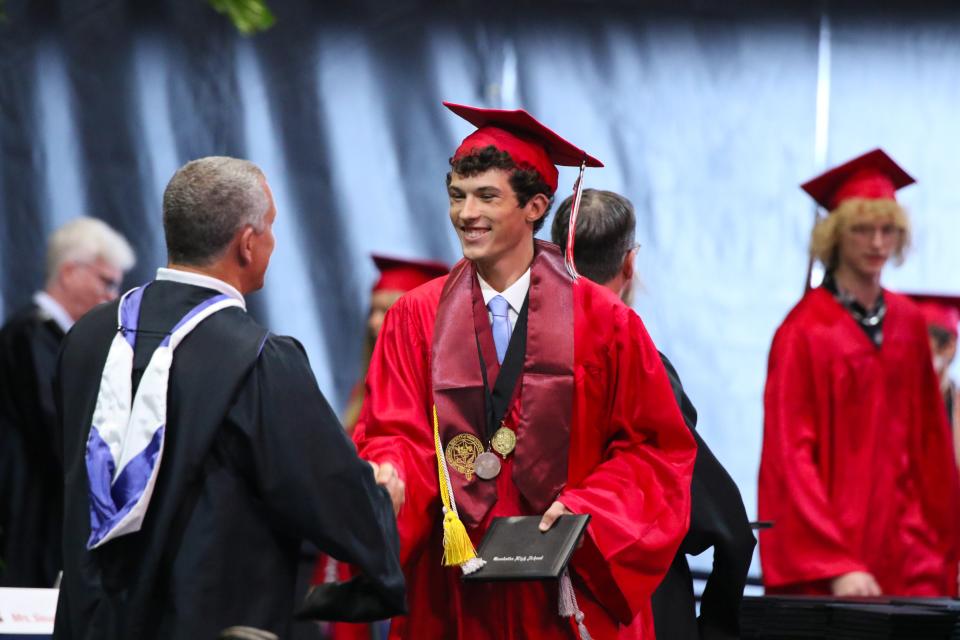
[559,568,591,640]
[460,556,486,575]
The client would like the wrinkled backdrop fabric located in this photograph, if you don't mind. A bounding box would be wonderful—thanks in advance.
[2,0,959,581]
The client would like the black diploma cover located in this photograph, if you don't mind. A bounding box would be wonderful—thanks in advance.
[463,514,591,581]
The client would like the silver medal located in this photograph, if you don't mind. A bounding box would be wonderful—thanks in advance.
[475,451,502,480]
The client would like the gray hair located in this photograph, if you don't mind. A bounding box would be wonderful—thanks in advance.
[551,189,636,284]
[162,156,270,266]
[46,217,136,285]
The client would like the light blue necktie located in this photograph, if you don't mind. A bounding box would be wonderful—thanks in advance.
[488,295,512,365]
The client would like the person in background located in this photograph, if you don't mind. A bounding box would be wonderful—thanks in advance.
[909,294,960,471]
[0,217,135,587]
[313,254,447,640]
[551,189,755,640]
[53,157,405,639]
[341,255,449,435]
[759,149,960,597]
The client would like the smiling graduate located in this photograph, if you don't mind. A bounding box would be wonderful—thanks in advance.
[353,102,696,639]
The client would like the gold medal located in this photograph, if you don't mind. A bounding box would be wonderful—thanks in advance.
[444,433,484,480]
[491,425,517,458]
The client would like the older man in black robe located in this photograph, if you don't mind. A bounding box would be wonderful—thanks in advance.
[53,157,405,640]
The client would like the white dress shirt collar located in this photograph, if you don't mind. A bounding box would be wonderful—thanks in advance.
[477,267,531,314]
[33,291,74,333]
[155,267,246,310]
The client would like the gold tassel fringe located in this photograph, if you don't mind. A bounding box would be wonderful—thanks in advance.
[442,509,477,567]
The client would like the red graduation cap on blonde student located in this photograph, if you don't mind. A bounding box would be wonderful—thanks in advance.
[907,293,960,338]
[371,254,449,293]
[801,148,916,211]
[444,101,603,193]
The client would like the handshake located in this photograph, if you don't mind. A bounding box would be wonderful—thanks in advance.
[368,461,405,515]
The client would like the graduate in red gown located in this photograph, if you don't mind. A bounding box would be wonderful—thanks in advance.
[758,149,960,597]
[353,103,696,639]
[340,255,450,436]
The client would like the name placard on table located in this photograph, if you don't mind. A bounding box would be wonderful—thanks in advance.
[0,588,58,637]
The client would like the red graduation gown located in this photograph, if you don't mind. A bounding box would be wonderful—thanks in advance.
[355,246,695,639]
[759,287,960,595]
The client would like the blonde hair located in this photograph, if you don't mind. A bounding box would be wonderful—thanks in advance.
[809,198,911,271]
[46,217,136,285]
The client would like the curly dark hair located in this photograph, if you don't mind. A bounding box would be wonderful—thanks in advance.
[446,145,555,233]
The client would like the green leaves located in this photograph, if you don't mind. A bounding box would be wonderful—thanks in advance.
[0,1,275,31]
[208,0,276,35]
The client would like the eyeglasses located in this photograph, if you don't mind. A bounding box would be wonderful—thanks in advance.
[848,223,901,240]
[78,262,122,295]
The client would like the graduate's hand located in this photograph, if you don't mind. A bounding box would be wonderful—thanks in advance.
[831,571,882,597]
[538,501,573,532]
[374,461,405,515]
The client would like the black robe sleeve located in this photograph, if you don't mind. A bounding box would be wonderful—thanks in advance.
[652,353,756,640]
[226,335,406,621]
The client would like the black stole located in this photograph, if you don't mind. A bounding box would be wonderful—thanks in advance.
[431,240,574,526]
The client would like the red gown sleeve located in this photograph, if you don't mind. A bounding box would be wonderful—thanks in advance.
[758,321,865,588]
[354,297,440,567]
[559,301,697,623]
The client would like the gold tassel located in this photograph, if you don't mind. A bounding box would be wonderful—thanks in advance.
[433,405,482,571]
[442,509,477,566]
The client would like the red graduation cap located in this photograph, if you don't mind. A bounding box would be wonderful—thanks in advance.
[907,293,960,338]
[801,148,916,211]
[371,254,448,293]
[444,101,603,193]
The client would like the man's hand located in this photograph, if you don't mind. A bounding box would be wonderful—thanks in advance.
[371,461,405,515]
[539,501,573,532]
[831,571,882,597]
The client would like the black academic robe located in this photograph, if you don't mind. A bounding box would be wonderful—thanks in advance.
[0,302,66,587]
[651,354,756,640]
[54,280,405,640]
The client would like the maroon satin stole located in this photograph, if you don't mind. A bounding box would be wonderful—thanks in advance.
[431,240,574,526]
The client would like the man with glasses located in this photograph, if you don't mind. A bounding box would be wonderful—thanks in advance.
[0,217,135,587]
[759,149,960,597]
